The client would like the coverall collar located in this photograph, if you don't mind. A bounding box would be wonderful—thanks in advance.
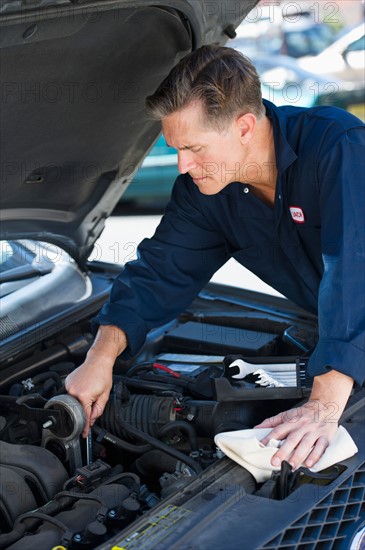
[263,99,298,176]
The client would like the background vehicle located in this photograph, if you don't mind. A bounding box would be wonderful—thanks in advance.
[1,1,364,549]
[299,22,365,83]
[242,53,364,111]
[298,22,365,121]
[121,135,179,208]
[233,3,337,59]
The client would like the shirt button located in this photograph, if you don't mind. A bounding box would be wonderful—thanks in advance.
[278,194,282,199]
[244,187,249,194]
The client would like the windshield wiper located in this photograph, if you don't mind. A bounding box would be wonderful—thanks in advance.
[0,264,53,283]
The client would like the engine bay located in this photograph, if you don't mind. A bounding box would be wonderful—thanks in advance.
[1,289,361,549]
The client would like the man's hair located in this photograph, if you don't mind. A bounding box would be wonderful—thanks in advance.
[146,45,265,130]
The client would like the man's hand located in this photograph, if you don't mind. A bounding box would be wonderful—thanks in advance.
[65,355,114,437]
[65,325,127,437]
[255,369,354,469]
[255,400,339,469]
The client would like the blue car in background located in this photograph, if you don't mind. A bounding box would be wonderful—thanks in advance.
[120,135,179,208]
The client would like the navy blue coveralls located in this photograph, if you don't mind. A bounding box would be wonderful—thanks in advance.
[95,100,365,386]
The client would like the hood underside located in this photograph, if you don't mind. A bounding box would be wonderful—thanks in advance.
[1,0,258,264]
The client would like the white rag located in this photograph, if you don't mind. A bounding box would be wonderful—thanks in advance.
[214,426,358,483]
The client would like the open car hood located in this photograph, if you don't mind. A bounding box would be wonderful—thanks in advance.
[0,0,258,265]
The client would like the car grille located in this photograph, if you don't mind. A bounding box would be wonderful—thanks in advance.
[261,461,365,549]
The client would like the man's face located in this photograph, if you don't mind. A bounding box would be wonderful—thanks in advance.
[162,101,246,195]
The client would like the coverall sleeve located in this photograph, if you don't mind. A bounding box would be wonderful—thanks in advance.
[93,175,229,357]
[308,125,365,386]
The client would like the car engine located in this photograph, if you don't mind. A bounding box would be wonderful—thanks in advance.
[1,293,362,549]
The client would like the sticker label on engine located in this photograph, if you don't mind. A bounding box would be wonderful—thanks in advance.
[112,505,192,549]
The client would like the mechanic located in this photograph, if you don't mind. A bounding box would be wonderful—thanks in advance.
[66,45,364,470]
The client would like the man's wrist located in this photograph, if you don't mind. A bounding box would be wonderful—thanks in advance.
[88,325,128,362]
[309,369,354,419]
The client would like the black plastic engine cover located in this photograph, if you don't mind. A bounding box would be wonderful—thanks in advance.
[163,321,278,356]
[0,440,68,532]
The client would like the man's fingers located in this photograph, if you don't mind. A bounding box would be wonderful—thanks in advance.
[272,433,330,469]
[269,430,304,466]
[258,418,294,446]
[82,395,109,437]
[255,402,339,469]
[304,436,330,468]
[271,430,311,468]
[81,400,94,438]
[255,413,284,444]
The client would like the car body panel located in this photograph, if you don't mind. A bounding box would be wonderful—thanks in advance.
[1,0,256,264]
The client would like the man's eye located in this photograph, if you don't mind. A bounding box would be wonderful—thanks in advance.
[191,148,202,153]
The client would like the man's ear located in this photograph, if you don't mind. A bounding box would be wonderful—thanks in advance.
[236,113,257,144]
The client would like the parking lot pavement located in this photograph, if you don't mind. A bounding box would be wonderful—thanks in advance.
[93,215,283,298]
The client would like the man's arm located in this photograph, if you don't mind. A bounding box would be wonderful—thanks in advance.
[65,325,127,437]
[65,177,228,435]
[255,369,354,469]
[258,123,364,469]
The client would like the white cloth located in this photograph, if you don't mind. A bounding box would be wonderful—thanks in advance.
[214,426,358,483]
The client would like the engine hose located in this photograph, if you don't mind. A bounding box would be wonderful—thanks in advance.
[157,421,199,453]
[116,411,202,474]
[54,491,107,505]
[100,389,176,439]
[32,371,62,388]
[124,362,191,387]
[93,425,152,454]
[99,384,200,471]
[133,450,179,478]
[15,511,68,533]
[126,363,190,383]
[126,362,155,376]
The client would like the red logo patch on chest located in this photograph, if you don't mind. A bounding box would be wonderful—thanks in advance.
[289,206,305,223]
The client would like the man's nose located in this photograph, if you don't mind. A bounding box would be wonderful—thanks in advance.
[177,151,197,174]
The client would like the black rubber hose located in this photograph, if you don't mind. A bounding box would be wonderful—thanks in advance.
[0,335,90,392]
[125,363,191,386]
[93,425,152,454]
[116,414,202,474]
[157,421,199,453]
[32,371,62,388]
[110,385,201,473]
[133,450,178,478]
[0,345,68,391]
[126,361,155,376]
